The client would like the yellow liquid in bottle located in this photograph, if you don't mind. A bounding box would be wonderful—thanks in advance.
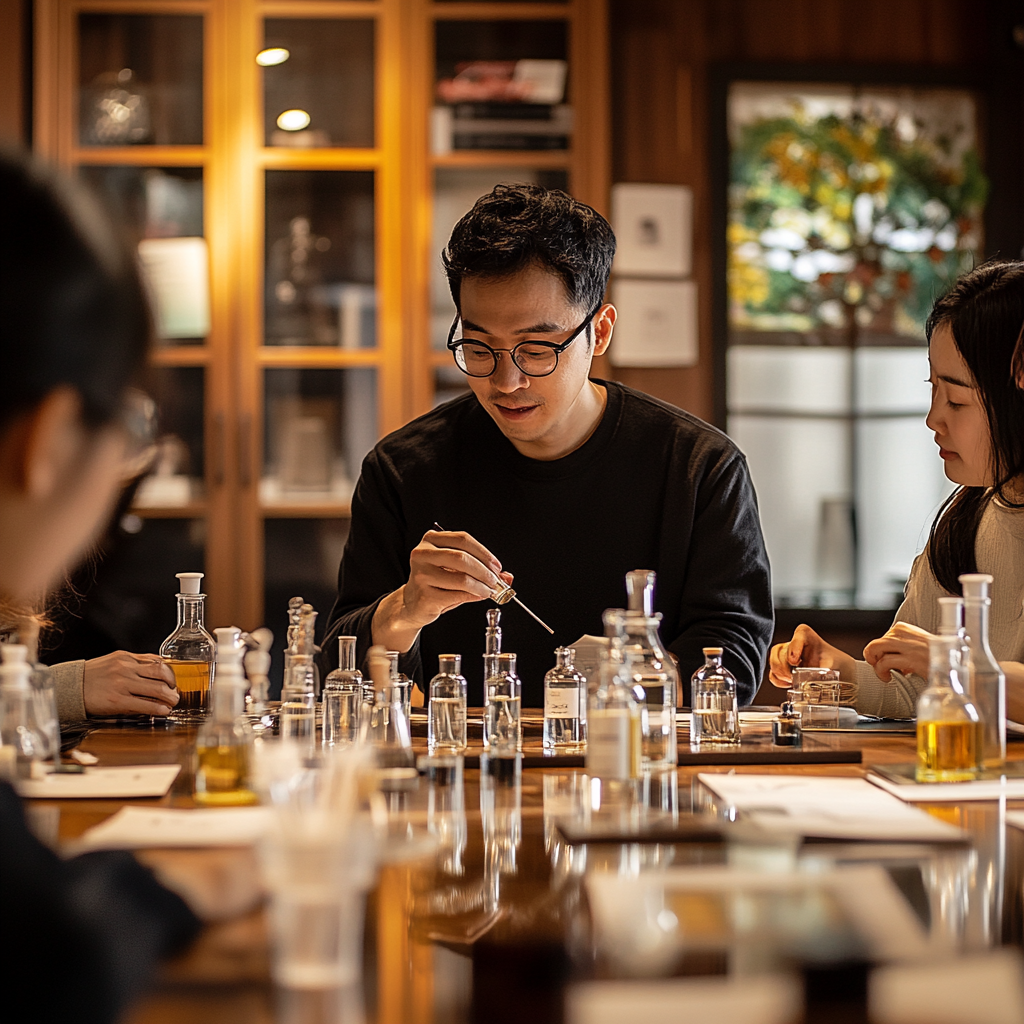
[916,720,981,782]
[166,660,211,718]
[628,710,643,779]
[194,743,257,806]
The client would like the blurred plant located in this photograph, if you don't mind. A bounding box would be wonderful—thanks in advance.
[729,100,988,340]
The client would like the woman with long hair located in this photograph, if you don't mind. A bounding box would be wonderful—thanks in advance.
[771,260,1024,722]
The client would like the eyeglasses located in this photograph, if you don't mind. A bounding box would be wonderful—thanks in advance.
[447,302,602,378]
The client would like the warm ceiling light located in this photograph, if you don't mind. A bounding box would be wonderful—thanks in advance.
[256,47,290,66]
[276,109,311,131]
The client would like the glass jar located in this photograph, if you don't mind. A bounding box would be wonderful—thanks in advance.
[429,654,467,753]
[484,653,522,755]
[543,647,586,752]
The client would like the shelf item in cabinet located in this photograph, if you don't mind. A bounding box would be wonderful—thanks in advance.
[134,475,205,510]
[435,59,567,105]
[432,103,572,154]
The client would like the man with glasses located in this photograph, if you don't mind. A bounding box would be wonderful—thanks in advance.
[321,184,772,706]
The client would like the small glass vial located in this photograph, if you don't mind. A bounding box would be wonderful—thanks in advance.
[690,647,740,746]
[429,654,468,753]
[386,650,413,724]
[586,610,643,781]
[159,572,216,722]
[916,633,982,782]
[543,647,586,751]
[772,702,802,747]
[322,636,362,749]
[195,628,257,806]
[484,652,522,755]
[0,645,42,778]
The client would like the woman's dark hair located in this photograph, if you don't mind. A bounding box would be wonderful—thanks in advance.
[926,260,1024,595]
[442,183,616,313]
[0,149,150,431]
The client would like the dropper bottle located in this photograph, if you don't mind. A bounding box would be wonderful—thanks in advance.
[960,573,1005,766]
[0,645,41,778]
[159,572,216,722]
[195,627,257,805]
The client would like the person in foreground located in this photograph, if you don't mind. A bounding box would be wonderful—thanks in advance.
[322,184,773,705]
[0,151,255,1022]
[770,261,1024,722]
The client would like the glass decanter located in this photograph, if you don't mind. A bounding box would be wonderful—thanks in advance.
[543,646,586,751]
[159,572,215,722]
[690,647,740,746]
[322,636,363,749]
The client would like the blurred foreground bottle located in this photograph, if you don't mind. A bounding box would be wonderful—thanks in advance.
[543,646,586,751]
[586,610,642,781]
[429,654,467,753]
[195,627,257,805]
[624,570,678,767]
[960,573,1005,766]
[0,645,42,779]
[690,647,740,746]
[916,633,981,782]
[160,572,215,722]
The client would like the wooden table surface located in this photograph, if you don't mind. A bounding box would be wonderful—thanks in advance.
[31,719,1024,1024]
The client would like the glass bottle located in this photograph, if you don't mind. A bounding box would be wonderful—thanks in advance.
[0,645,42,778]
[690,647,740,746]
[543,647,586,751]
[916,633,982,782]
[429,654,468,753]
[386,650,413,724]
[482,608,501,733]
[624,570,678,768]
[195,628,257,805]
[772,702,802,747]
[485,653,522,755]
[322,636,362,749]
[586,610,642,781]
[367,646,414,768]
[960,573,1005,766]
[159,572,216,722]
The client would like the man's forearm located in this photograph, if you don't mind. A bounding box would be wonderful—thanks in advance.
[370,587,424,653]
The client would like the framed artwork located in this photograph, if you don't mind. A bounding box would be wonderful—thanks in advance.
[610,279,698,367]
[611,182,693,278]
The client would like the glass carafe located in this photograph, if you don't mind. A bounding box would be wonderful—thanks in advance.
[916,633,982,782]
[484,653,521,755]
[543,647,586,751]
[690,647,740,746]
[429,654,467,753]
[159,571,215,722]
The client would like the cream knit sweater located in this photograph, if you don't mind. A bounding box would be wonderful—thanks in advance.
[854,499,1024,718]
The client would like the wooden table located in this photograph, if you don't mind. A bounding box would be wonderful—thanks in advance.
[33,720,1024,1024]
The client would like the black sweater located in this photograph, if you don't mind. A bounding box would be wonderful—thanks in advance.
[321,381,773,706]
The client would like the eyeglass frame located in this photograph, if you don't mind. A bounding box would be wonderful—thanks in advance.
[446,300,604,378]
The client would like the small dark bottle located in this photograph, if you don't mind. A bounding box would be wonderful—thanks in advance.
[773,701,802,747]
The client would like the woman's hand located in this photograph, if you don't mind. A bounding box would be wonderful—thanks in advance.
[863,621,933,682]
[768,624,857,688]
[83,651,179,717]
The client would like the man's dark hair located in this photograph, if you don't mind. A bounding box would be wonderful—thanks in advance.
[442,183,616,313]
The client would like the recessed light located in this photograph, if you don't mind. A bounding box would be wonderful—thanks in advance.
[256,47,290,67]
[276,109,311,132]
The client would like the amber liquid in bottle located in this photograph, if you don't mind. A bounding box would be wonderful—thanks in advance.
[916,719,982,782]
[166,660,211,717]
[194,742,256,806]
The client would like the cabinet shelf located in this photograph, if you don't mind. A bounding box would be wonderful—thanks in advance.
[261,502,352,518]
[431,150,570,169]
[257,347,381,368]
[72,146,207,166]
[129,502,207,520]
[259,148,382,170]
[150,346,210,367]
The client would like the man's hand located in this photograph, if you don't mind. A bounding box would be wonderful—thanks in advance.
[863,621,932,682]
[83,651,179,717]
[768,624,857,688]
[371,528,512,653]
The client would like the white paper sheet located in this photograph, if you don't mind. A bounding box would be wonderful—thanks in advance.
[869,773,1024,803]
[697,773,964,841]
[76,805,274,849]
[16,764,181,799]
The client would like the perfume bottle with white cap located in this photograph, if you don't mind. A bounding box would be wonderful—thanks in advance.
[159,571,216,721]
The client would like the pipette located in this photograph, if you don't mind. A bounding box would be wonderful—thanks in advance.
[432,522,555,634]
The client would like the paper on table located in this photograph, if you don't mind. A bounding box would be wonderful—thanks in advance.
[76,805,274,850]
[697,773,964,842]
[16,764,181,799]
[870,772,1024,803]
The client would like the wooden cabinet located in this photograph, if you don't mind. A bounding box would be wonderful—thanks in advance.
[33,0,608,646]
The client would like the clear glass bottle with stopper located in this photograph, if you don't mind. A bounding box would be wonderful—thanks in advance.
[195,627,258,805]
[160,572,216,722]
[322,636,363,749]
[366,645,414,768]
[543,647,586,752]
[916,632,982,782]
[690,647,740,746]
[959,573,1005,766]
[485,653,522,755]
[0,645,42,779]
[280,603,317,756]
[624,570,678,768]
[586,610,642,781]
[429,654,467,753]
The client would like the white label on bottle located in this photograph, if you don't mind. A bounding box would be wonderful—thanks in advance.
[586,709,630,779]
[544,686,580,719]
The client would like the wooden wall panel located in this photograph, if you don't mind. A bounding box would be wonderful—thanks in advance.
[0,0,27,144]
[608,0,995,424]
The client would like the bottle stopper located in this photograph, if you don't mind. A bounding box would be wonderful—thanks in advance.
[176,572,204,594]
